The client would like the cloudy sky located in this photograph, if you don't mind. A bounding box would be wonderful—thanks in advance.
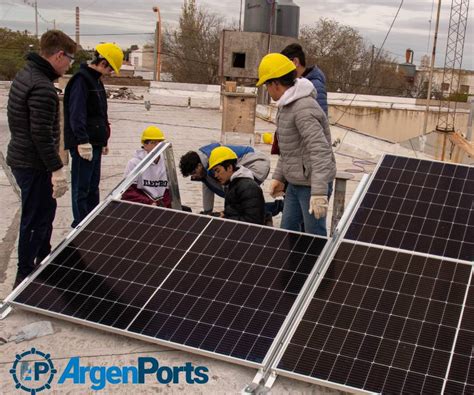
[1,0,473,69]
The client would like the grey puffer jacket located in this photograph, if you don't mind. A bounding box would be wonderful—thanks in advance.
[273,78,336,196]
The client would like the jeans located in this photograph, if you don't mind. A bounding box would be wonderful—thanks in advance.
[280,183,328,236]
[70,146,102,227]
[12,168,57,280]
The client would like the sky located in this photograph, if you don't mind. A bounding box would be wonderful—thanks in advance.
[0,0,473,70]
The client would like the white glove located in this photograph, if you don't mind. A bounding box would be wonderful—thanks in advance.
[270,179,285,198]
[51,168,68,199]
[78,143,93,161]
[309,195,328,219]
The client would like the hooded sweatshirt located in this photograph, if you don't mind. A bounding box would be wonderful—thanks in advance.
[122,149,170,205]
[273,78,336,196]
[223,166,265,225]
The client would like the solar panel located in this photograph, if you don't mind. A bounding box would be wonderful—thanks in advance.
[346,155,474,261]
[276,241,472,393]
[445,274,474,394]
[11,200,326,366]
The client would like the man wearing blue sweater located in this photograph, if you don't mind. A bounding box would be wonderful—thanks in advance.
[281,43,328,115]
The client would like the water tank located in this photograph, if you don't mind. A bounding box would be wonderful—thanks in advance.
[276,0,300,38]
[244,0,277,34]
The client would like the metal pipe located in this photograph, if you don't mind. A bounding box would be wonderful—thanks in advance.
[163,144,182,210]
[420,0,442,148]
[152,6,162,82]
[34,0,38,38]
[330,172,354,236]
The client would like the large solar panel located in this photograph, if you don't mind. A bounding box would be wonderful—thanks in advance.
[276,241,472,393]
[11,200,326,366]
[346,155,473,261]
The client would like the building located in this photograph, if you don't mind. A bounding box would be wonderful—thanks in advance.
[415,66,474,96]
[129,45,155,71]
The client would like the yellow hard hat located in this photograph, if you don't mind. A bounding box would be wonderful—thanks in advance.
[95,43,124,75]
[208,146,238,170]
[256,53,296,87]
[141,126,165,144]
[262,132,273,144]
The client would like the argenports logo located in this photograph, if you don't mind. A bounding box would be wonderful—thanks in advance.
[10,348,209,392]
[10,347,57,393]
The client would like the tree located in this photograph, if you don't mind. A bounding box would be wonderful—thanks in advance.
[300,18,410,96]
[300,19,365,93]
[0,28,39,80]
[67,49,93,75]
[162,0,225,84]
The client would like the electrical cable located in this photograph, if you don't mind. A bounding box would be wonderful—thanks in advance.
[332,0,405,124]
[427,0,436,53]
[0,45,423,95]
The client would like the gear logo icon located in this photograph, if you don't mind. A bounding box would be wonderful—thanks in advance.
[10,347,56,393]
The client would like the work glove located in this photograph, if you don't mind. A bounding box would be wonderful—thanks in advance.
[78,143,93,161]
[309,195,329,220]
[270,180,285,198]
[51,168,68,199]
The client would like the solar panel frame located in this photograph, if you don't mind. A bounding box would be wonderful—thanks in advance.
[5,199,330,370]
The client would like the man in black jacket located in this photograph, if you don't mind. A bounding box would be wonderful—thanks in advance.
[208,146,265,225]
[64,42,123,227]
[7,30,77,287]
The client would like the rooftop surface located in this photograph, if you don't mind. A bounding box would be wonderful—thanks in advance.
[0,85,426,393]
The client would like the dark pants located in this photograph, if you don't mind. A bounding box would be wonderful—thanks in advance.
[12,168,57,282]
[70,146,102,227]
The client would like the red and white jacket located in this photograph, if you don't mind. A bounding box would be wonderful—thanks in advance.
[122,149,171,207]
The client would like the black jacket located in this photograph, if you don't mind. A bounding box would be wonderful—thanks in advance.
[7,53,63,172]
[63,64,109,149]
[224,167,265,225]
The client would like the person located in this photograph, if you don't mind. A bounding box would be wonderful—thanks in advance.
[63,42,124,227]
[281,43,333,232]
[179,143,270,214]
[122,126,170,207]
[256,53,336,236]
[7,30,77,287]
[281,43,328,115]
[208,146,265,225]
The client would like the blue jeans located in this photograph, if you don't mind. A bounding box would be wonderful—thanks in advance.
[12,168,57,280]
[70,146,102,227]
[280,183,328,236]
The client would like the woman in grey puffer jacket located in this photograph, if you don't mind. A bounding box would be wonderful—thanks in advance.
[256,53,336,236]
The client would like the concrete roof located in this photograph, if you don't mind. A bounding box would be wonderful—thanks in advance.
[0,84,429,393]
